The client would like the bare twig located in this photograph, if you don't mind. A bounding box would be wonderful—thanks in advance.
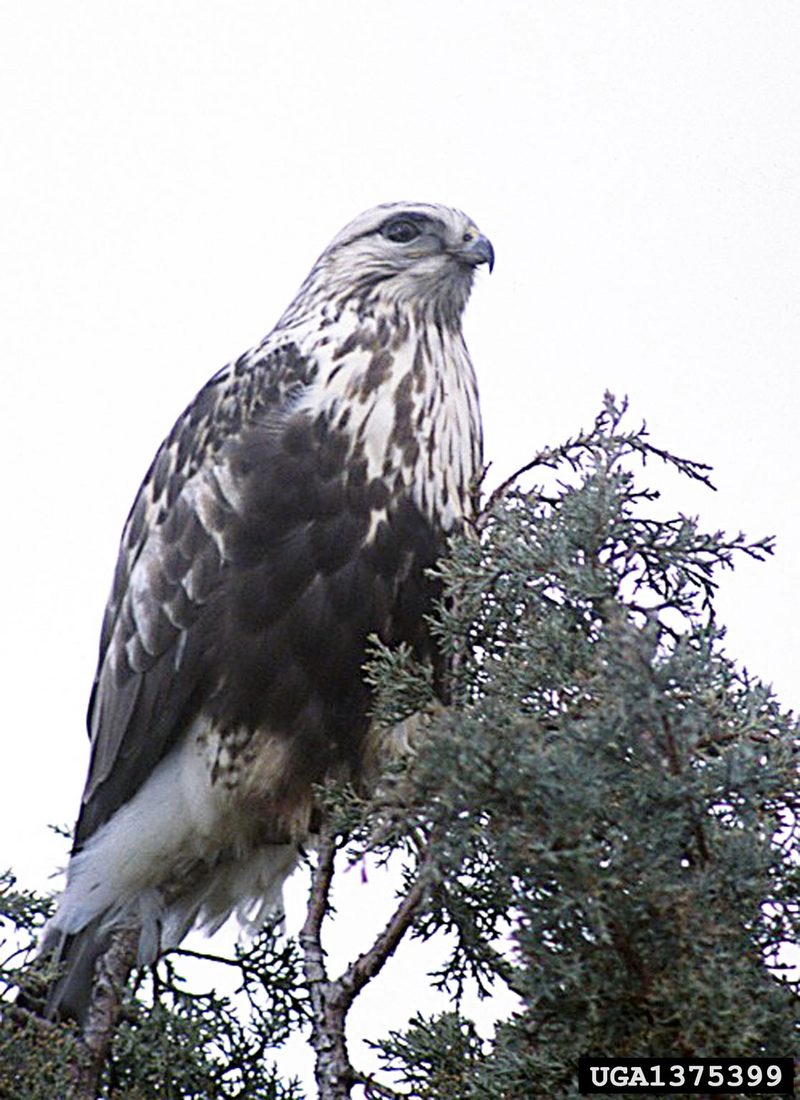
[300,822,433,1099]
[353,1070,407,1099]
[479,442,587,521]
[169,945,248,967]
[341,871,427,1002]
[478,405,716,527]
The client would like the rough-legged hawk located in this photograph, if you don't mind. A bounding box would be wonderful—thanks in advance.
[41,202,493,1023]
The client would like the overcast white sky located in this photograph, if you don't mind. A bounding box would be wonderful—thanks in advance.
[2,1,799,1092]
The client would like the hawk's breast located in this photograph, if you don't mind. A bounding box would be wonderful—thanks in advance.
[200,385,447,796]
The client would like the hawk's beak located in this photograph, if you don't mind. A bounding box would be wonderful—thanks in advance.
[454,232,495,273]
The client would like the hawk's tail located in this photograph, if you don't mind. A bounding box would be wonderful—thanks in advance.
[17,841,301,1028]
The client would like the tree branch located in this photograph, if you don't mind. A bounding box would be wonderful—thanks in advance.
[300,823,433,1099]
[300,828,352,1099]
[74,925,138,1099]
[478,402,716,527]
[342,868,427,1001]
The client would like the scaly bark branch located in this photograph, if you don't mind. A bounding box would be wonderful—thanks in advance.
[74,926,138,1099]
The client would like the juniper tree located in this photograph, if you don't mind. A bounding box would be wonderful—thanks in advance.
[2,394,797,1098]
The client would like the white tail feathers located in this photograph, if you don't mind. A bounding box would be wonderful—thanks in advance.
[43,722,301,1024]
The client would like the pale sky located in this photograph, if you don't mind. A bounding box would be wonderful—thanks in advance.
[2,2,799,1092]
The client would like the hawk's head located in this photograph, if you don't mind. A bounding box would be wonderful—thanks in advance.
[292,202,494,327]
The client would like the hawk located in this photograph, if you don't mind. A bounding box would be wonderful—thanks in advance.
[40,202,492,1023]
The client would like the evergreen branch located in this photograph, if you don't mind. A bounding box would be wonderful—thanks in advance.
[479,432,603,521]
[478,391,716,526]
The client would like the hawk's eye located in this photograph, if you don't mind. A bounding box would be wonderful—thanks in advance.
[382,218,422,244]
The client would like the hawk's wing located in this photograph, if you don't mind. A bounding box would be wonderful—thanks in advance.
[77,342,317,847]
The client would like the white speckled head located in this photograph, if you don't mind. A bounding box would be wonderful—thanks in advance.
[282,202,493,325]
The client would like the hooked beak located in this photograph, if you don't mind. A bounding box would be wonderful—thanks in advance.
[453,232,495,273]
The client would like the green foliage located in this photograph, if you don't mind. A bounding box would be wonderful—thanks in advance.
[360,395,798,1097]
[0,1012,82,1100]
[366,1012,488,1098]
[0,870,82,1099]
[104,928,308,1098]
[0,884,307,1099]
